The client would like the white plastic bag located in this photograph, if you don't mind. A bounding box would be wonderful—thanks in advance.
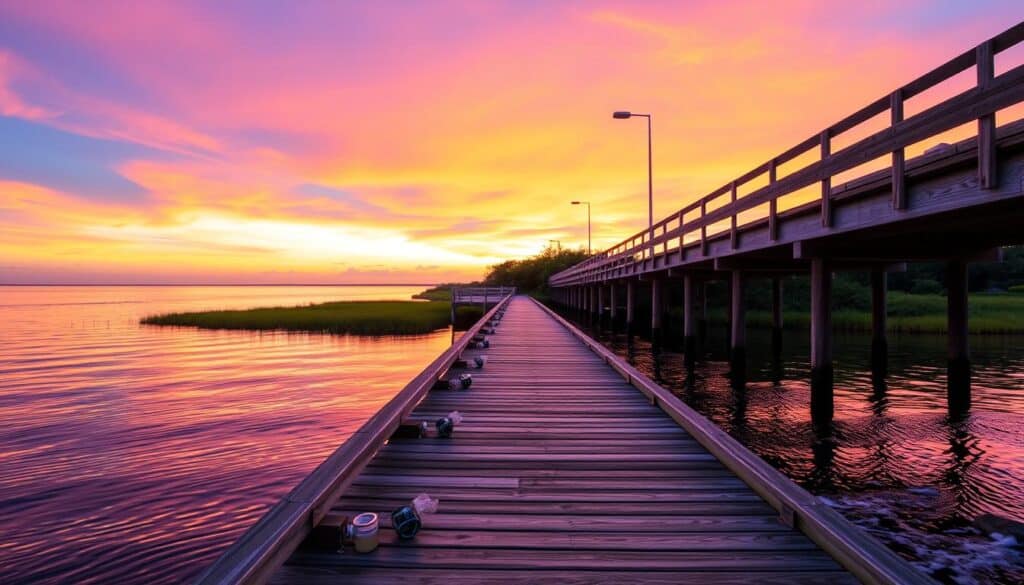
[412,493,439,515]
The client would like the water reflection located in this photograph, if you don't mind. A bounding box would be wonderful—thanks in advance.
[572,309,1024,584]
[0,286,452,585]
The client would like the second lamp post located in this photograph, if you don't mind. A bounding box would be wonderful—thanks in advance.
[613,111,653,256]
[570,200,591,254]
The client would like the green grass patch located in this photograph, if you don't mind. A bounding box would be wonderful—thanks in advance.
[411,285,452,302]
[143,300,458,335]
[697,292,1024,334]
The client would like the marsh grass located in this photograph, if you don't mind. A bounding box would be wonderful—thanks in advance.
[411,285,452,302]
[142,300,472,335]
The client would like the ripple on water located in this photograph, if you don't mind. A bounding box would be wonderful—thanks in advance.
[0,286,450,584]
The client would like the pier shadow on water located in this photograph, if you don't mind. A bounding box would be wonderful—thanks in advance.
[566,308,1024,584]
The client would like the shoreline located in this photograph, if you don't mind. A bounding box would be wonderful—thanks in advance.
[140,286,482,335]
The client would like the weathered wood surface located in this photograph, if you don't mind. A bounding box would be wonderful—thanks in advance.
[267,297,927,584]
[195,295,514,585]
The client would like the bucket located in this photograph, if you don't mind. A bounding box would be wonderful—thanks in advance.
[350,512,379,553]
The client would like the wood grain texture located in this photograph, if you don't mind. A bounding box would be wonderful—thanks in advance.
[260,298,931,584]
[194,296,515,585]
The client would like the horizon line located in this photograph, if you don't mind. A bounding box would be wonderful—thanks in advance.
[0,283,450,287]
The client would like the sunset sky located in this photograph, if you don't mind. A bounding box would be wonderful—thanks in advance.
[1,1,1021,284]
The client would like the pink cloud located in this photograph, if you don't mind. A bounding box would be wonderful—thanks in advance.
[0,1,1019,283]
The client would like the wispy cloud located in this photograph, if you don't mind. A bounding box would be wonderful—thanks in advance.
[0,1,1018,283]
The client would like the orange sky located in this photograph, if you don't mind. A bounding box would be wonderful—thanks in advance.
[1,1,1021,284]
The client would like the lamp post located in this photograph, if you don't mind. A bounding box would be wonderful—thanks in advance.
[548,239,562,252]
[570,201,591,254]
[613,111,653,256]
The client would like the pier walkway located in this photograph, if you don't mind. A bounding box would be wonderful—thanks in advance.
[199,294,929,584]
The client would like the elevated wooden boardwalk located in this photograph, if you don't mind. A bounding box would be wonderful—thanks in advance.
[198,296,927,584]
[548,23,1024,422]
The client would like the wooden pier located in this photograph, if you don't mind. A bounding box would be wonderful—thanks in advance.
[549,22,1024,421]
[198,294,929,584]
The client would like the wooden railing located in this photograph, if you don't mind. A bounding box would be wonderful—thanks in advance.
[451,286,517,304]
[550,22,1024,287]
[194,292,514,585]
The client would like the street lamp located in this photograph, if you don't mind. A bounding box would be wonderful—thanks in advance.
[548,239,562,251]
[612,111,653,255]
[570,201,591,254]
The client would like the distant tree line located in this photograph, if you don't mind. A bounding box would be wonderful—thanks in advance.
[483,246,589,295]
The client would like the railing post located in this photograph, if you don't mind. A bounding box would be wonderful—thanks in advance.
[977,40,997,189]
[729,181,738,249]
[890,89,907,210]
[768,160,779,241]
[677,212,685,260]
[820,130,833,228]
[700,200,708,256]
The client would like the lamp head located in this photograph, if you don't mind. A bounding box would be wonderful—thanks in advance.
[612,111,632,119]
[571,201,581,205]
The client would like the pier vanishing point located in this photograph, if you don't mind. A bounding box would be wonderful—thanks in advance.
[198,23,1024,584]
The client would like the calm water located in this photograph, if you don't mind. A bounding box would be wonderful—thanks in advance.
[571,312,1024,584]
[0,285,452,584]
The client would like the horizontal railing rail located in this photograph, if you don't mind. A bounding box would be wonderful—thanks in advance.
[452,286,517,303]
[550,22,1024,287]
[194,292,514,585]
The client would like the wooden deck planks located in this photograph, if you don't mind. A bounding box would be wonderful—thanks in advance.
[273,297,854,582]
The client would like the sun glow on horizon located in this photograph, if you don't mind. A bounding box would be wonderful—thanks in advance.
[1,1,1020,284]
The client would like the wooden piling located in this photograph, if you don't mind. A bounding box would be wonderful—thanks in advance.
[609,282,618,331]
[810,259,833,424]
[683,274,696,370]
[946,259,971,414]
[771,277,783,361]
[870,268,888,378]
[650,278,663,350]
[626,279,635,337]
[698,281,708,344]
[730,271,746,383]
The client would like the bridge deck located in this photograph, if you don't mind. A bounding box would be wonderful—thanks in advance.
[271,297,856,584]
